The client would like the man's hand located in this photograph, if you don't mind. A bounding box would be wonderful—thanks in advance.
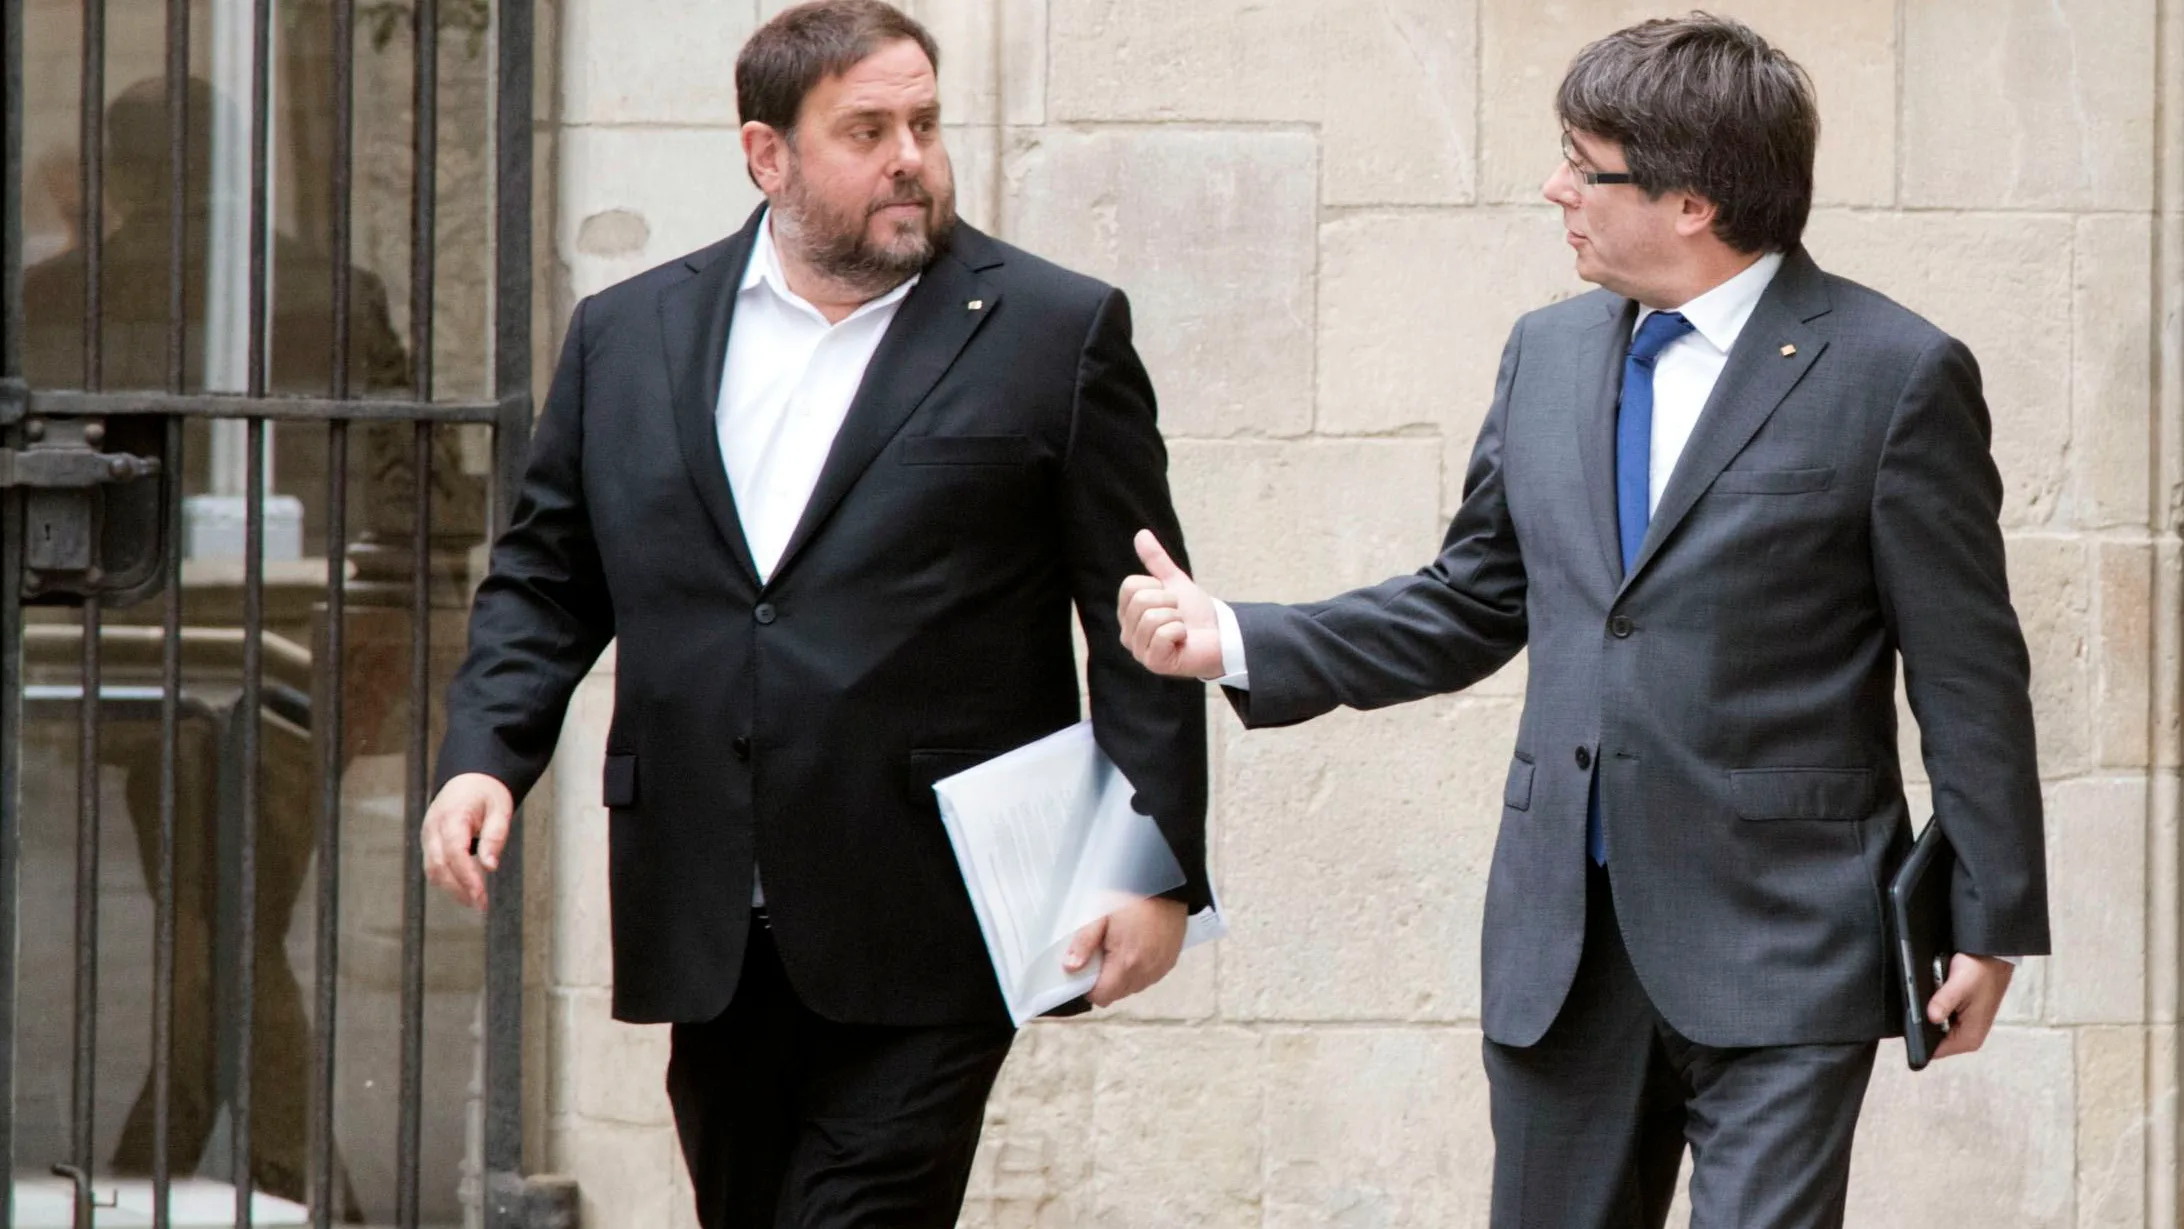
[1926,953,2015,1060]
[1117,530,1225,680]
[421,772,515,912]
[1061,896,1189,1008]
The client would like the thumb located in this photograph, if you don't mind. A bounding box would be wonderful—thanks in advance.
[1927,965,1970,1025]
[1134,530,1190,587]
[475,789,515,872]
[1063,917,1107,972]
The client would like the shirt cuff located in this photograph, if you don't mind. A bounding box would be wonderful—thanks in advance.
[1212,599,1250,689]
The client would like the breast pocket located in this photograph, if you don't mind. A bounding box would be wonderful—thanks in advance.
[1712,466,1836,495]
[899,434,1036,466]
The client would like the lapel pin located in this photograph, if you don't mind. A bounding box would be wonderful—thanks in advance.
[967,299,984,311]
[1780,343,1797,357]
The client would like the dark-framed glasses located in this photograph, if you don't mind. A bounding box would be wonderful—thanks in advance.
[1561,132,1636,187]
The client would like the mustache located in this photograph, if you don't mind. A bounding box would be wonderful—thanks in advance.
[868,184,935,215]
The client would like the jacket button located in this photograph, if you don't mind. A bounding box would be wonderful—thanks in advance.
[1608,615,1633,639]
[753,603,776,625]
[732,737,751,760]
[1574,746,1593,771]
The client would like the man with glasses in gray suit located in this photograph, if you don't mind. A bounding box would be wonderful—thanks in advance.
[1118,14,2048,1228]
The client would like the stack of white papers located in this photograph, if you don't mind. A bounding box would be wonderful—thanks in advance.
[933,721,1225,1025]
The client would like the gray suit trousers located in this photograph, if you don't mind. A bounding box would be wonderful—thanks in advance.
[1484,865,1876,1229]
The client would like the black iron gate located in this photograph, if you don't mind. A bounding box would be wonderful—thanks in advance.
[0,0,546,1223]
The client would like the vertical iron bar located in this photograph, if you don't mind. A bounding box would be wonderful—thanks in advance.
[233,0,274,1217]
[153,4,189,1225]
[398,0,437,1223]
[234,419,265,1228]
[79,0,104,393]
[71,598,102,1229]
[310,0,357,1220]
[152,418,182,1229]
[483,0,534,1220]
[0,0,23,1218]
[72,2,108,1223]
[397,426,429,1229]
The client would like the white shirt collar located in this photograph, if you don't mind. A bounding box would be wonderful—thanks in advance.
[1636,249,1786,354]
[742,207,920,325]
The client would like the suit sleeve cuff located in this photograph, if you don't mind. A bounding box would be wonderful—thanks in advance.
[1213,598,1250,689]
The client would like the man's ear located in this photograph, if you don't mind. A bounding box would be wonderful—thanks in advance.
[742,122,790,195]
[1674,191,1720,240]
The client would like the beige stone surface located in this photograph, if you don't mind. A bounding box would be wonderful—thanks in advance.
[1262,1027,1495,1227]
[1049,1,1476,205]
[2006,535,2095,778]
[1166,439,1447,603]
[1902,0,2156,210]
[2044,779,2149,1025]
[558,126,763,298]
[910,0,1047,126]
[2098,542,2158,768]
[561,0,753,126]
[1220,697,1520,1022]
[1047,0,1320,123]
[1849,1027,2077,1226]
[1090,1026,1266,1227]
[549,1117,684,1229]
[1006,127,1320,439]
[2071,215,2158,530]
[1802,210,2076,529]
[1477,0,1897,207]
[960,1024,1100,1227]
[1318,207,1585,439]
[2076,1026,2150,1227]
[558,989,676,1126]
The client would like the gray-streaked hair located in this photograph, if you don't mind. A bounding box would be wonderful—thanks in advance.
[1556,12,1819,254]
[735,0,940,138]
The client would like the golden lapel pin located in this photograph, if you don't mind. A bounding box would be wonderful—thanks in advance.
[1780,343,1797,357]
[968,299,985,311]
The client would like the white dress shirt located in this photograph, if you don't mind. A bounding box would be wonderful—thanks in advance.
[1212,252,1785,688]
[719,210,919,582]
[721,211,918,904]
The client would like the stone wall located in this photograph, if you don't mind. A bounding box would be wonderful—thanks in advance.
[534,2,2184,1224]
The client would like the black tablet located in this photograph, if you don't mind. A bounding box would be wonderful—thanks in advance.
[1886,818,1956,1071]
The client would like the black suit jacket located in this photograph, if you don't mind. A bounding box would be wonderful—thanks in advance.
[436,208,1210,1026]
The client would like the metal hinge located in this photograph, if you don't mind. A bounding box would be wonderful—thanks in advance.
[0,444,161,488]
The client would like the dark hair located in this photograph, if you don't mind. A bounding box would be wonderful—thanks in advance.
[106,76,214,218]
[1556,12,1818,254]
[736,0,940,137]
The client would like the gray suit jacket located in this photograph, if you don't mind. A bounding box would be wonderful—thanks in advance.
[1229,247,2050,1049]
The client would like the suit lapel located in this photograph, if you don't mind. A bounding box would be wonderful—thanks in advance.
[1575,295,1642,587]
[768,231,1003,582]
[1621,248,1833,590]
[660,205,766,587]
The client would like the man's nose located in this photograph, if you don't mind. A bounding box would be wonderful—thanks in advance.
[1542,162,1578,207]
[887,127,925,177]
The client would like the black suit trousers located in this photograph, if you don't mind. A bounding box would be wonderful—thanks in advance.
[666,915,1016,1228]
[1482,866,1878,1229]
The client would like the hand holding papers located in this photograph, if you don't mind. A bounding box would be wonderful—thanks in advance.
[933,721,1225,1025]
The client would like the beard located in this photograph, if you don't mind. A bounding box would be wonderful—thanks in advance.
[773,157,958,298]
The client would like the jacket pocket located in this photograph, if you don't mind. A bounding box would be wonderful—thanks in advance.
[602,752,639,808]
[1503,753,1536,811]
[1728,767,1873,820]
[906,748,1005,804]
[1712,465,1836,495]
[900,434,1035,466]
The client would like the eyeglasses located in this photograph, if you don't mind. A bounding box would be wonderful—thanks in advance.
[1561,132,1636,187]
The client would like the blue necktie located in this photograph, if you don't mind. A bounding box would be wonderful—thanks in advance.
[1589,310,1694,865]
